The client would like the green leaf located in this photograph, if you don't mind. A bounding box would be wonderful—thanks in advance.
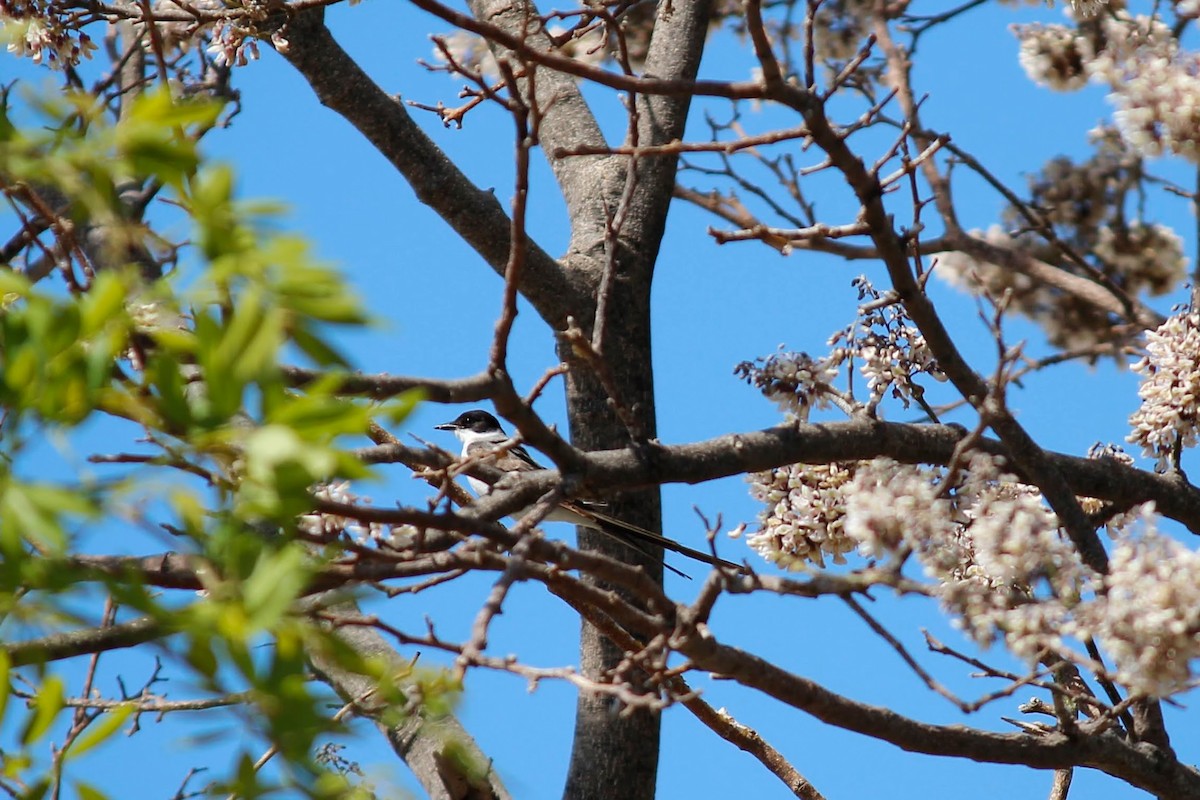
[267,394,370,441]
[67,704,134,758]
[0,92,15,143]
[289,325,351,369]
[115,89,221,188]
[19,675,64,746]
[186,637,218,680]
[73,782,109,800]
[189,165,238,260]
[0,650,10,722]
[1,482,67,555]
[78,272,130,336]
[243,545,309,631]
[379,388,424,426]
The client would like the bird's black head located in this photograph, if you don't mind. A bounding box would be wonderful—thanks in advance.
[435,409,503,433]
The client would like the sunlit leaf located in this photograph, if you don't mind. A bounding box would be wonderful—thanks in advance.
[67,704,134,759]
[19,675,64,746]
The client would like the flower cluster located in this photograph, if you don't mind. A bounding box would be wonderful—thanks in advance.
[1014,23,1093,90]
[1093,223,1187,295]
[1000,0,1108,14]
[1081,12,1200,161]
[1015,9,1200,162]
[843,459,952,559]
[746,462,860,569]
[1127,312,1200,469]
[1088,514,1200,697]
[737,277,944,419]
[936,129,1187,352]
[299,481,395,546]
[207,21,260,68]
[2,1,96,68]
[747,448,1200,695]
[836,277,944,409]
[734,349,842,421]
[845,454,1094,659]
[810,0,876,63]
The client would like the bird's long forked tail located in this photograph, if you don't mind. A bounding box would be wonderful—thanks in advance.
[561,501,747,579]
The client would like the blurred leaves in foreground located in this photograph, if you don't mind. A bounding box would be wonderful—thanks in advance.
[0,86,439,798]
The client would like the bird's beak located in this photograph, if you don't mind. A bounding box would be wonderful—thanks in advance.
[434,422,458,431]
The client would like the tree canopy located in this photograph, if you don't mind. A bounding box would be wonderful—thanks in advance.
[2,0,1200,798]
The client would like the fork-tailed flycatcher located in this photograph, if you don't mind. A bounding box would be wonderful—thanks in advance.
[435,409,743,576]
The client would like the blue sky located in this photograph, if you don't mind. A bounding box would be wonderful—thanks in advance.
[4,0,1198,798]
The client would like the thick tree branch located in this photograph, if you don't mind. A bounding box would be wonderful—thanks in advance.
[278,6,588,327]
[462,0,611,255]
[309,601,513,800]
[673,633,1199,798]
[6,616,166,667]
[355,418,1200,535]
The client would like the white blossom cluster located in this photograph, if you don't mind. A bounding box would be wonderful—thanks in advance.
[1015,9,1200,163]
[746,462,860,569]
[998,0,1109,14]
[135,0,225,58]
[1087,512,1200,697]
[1110,63,1200,161]
[842,455,1089,660]
[734,349,842,421]
[936,225,1110,351]
[746,448,1200,695]
[843,459,953,558]
[935,123,1187,348]
[299,481,394,546]
[737,278,943,419]
[206,22,261,69]
[2,0,299,69]
[206,14,293,67]
[1014,23,1093,90]
[1127,312,1200,469]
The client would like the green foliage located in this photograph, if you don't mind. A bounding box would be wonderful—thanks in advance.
[0,270,133,428]
[0,88,429,798]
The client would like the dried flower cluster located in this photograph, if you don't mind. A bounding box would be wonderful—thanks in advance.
[1127,312,1200,470]
[809,0,876,63]
[746,448,1200,696]
[737,278,942,419]
[937,129,1187,352]
[735,349,842,421]
[833,277,944,410]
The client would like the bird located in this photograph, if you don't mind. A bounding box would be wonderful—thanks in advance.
[434,409,743,577]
